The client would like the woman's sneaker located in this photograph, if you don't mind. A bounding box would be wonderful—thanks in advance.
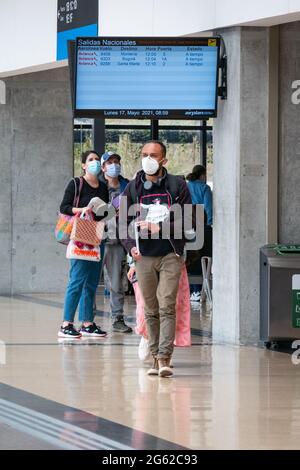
[80,323,107,337]
[58,324,81,338]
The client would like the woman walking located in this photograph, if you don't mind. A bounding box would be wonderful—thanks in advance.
[58,150,109,338]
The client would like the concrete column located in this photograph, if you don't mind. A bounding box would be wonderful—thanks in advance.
[213,27,278,344]
[0,81,13,293]
[0,67,73,294]
[279,22,300,244]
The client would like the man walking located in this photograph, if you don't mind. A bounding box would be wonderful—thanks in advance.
[100,151,132,333]
[121,141,192,377]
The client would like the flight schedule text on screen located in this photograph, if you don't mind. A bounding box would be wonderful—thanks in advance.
[75,37,220,119]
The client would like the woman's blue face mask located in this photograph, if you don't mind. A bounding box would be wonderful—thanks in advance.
[86,160,101,176]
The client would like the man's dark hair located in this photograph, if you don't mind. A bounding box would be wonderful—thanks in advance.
[186,165,206,182]
[81,150,100,164]
[143,140,167,158]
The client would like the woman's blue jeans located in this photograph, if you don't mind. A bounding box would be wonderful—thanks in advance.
[63,259,102,323]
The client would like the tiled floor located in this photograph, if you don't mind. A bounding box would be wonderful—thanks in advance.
[0,293,300,450]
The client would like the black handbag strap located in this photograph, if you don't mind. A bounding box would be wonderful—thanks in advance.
[73,177,84,208]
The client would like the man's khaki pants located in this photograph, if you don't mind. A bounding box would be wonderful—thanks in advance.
[135,253,183,359]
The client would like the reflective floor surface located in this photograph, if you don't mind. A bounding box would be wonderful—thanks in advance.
[0,293,299,450]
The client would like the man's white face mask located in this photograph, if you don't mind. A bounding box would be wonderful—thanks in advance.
[142,156,164,176]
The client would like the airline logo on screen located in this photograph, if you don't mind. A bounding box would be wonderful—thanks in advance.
[208,39,217,47]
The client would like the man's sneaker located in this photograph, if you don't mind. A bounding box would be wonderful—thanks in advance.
[80,323,107,337]
[112,318,133,333]
[158,358,173,378]
[58,324,81,338]
[147,357,159,376]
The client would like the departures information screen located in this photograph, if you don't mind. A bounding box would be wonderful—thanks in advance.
[74,37,220,119]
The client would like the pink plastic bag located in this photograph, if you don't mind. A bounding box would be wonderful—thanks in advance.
[134,264,191,347]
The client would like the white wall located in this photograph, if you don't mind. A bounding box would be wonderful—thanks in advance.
[98,0,154,36]
[215,0,300,28]
[1,0,300,76]
[98,0,215,37]
[98,0,300,35]
[291,0,300,11]
[0,0,57,76]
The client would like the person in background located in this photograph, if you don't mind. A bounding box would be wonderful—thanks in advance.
[186,165,213,303]
[187,165,213,225]
[58,150,109,338]
[99,151,133,333]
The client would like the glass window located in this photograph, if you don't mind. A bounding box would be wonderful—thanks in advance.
[159,129,201,178]
[73,119,213,182]
[105,119,151,126]
[206,130,213,188]
[159,119,201,127]
[105,128,151,180]
[74,119,94,177]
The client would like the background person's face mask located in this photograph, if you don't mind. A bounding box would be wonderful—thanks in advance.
[105,163,121,178]
[86,160,101,176]
[142,156,164,176]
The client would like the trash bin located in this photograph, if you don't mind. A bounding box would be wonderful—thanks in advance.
[260,245,300,348]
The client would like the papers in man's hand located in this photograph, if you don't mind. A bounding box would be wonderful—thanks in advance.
[140,202,170,224]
